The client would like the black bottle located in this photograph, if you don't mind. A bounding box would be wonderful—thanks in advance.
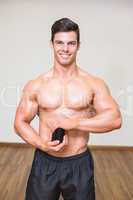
[52,128,65,143]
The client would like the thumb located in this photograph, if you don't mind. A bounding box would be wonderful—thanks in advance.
[48,140,60,146]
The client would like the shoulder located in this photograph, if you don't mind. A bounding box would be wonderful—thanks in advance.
[79,68,110,93]
[79,69,103,83]
[23,79,40,94]
[92,76,108,88]
[22,70,52,94]
[92,76,110,93]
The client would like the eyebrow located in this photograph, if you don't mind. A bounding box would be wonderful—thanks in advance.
[54,40,77,43]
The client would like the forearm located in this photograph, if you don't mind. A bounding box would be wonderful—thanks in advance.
[76,109,122,133]
[14,121,45,150]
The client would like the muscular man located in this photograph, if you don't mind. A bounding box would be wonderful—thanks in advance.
[14,18,122,200]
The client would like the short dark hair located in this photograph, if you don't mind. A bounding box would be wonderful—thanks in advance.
[51,18,80,43]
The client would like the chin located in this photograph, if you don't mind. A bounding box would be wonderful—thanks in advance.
[58,59,74,66]
[60,62,72,67]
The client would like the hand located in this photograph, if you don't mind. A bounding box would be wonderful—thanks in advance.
[59,117,79,130]
[46,117,79,132]
[41,134,68,153]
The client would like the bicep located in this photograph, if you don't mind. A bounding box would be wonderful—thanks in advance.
[15,83,38,123]
[93,79,119,114]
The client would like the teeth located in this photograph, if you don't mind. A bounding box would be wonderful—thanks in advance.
[60,54,70,58]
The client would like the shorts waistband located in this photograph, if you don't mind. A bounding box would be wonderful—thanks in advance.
[36,147,91,162]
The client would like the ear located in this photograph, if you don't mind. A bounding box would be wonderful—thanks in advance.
[49,40,53,49]
[77,42,81,50]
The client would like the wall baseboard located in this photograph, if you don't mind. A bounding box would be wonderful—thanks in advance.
[89,145,133,151]
[0,142,30,148]
[0,142,133,151]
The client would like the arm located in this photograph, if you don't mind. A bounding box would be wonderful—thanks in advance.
[14,80,68,152]
[14,80,45,149]
[76,78,122,133]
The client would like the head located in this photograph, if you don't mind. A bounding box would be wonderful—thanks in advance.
[51,18,80,44]
[51,18,80,67]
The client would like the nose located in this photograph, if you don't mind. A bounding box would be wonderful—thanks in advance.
[63,44,69,52]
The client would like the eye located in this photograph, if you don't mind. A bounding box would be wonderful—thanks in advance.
[55,41,63,45]
[68,41,77,46]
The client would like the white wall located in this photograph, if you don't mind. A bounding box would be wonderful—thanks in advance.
[0,0,133,146]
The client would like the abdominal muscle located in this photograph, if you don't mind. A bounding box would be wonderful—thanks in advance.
[38,109,91,157]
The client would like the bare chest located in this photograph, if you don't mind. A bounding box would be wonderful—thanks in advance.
[37,78,94,111]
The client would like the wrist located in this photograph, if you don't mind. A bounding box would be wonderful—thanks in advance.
[75,118,81,129]
[35,138,47,152]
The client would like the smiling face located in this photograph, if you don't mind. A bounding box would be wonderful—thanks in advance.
[52,31,80,67]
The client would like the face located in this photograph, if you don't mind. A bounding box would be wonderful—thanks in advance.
[51,31,80,67]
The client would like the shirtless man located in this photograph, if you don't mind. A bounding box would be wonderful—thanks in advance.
[14,18,122,200]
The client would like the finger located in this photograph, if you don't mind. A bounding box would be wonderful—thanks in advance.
[54,139,68,151]
[48,135,68,152]
[48,140,60,146]
[62,135,68,145]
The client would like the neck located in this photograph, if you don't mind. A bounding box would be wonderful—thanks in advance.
[53,62,78,81]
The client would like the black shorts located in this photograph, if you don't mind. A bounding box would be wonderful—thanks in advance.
[25,148,96,200]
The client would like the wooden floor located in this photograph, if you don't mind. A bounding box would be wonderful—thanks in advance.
[0,145,133,200]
